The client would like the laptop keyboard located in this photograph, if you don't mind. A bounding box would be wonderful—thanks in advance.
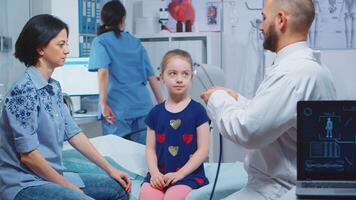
[302,182,356,189]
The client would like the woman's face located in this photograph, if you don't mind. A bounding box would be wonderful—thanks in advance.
[39,29,69,68]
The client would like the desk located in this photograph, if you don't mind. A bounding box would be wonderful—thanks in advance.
[73,113,98,125]
[280,187,338,200]
[73,113,102,138]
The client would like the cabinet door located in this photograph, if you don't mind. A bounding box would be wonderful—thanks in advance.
[142,37,206,76]
[177,39,205,64]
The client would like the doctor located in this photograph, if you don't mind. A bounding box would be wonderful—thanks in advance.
[201,0,336,199]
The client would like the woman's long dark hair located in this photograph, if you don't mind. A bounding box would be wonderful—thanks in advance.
[97,1,126,37]
[15,14,68,67]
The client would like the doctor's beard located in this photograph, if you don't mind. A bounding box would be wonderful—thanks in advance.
[263,23,279,52]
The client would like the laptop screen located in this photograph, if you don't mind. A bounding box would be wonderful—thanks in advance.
[297,101,356,181]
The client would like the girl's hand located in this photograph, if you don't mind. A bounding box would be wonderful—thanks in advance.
[150,172,166,190]
[109,168,132,192]
[163,172,184,186]
[101,103,116,124]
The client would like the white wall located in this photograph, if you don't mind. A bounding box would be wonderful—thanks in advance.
[0,0,9,99]
[31,0,79,57]
[321,50,356,100]
[1,0,30,93]
[266,49,356,100]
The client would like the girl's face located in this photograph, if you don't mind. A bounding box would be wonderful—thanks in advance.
[161,56,193,97]
[38,28,69,68]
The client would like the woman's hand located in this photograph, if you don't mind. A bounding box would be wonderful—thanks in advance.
[163,172,184,186]
[150,172,166,190]
[101,103,116,124]
[108,168,131,192]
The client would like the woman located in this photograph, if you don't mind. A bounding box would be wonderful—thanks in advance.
[89,1,163,145]
[0,14,131,200]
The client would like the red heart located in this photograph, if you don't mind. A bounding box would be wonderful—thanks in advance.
[176,167,181,172]
[156,133,165,144]
[195,177,205,184]
[182,133,193,144]
[168,0,195,23]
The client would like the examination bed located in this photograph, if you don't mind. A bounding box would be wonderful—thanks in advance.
[62,135,247,200]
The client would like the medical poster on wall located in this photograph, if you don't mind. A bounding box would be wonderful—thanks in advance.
[192,0,222,32]
[164,0,222,32]
[310,0,356,49]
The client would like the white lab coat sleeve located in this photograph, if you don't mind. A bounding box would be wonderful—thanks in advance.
[207,78,300,149]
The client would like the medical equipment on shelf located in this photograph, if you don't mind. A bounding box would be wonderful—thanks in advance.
[193,62,223,200]
[158,7,171,32]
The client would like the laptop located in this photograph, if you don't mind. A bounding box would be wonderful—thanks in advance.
[297,101,356,198]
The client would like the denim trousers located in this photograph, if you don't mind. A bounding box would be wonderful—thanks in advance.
[14,173,129,200]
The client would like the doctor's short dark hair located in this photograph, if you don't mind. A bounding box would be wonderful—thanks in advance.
[14,14,69,67]
[160,49,193,73]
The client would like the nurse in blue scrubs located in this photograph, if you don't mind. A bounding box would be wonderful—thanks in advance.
[89,1,163,144]
[0,14,131,200]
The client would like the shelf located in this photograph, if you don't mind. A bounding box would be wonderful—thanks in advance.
[136,32,221,67]
[135,32,220,40]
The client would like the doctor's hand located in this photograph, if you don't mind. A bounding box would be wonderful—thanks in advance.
[201,86,239,104]
[108,168,131,192]
[101,103,116,124]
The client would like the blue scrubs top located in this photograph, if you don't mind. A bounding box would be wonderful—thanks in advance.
[0,67,82,200]
[88,31,155,120]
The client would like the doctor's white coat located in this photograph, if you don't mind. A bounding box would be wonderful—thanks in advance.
[207,42,337,188]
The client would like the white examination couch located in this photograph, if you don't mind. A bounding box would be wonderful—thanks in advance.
[63,135,248,200]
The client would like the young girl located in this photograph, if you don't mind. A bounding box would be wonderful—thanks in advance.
[139,49,210,200]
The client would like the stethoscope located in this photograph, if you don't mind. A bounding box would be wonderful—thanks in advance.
[193,62,223,200]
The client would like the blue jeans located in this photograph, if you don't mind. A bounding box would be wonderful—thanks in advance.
[14,173,128,200]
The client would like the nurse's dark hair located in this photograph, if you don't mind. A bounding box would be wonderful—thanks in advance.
[97,0,126,37]
[160,49,193,73]
[14,14,68,67]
